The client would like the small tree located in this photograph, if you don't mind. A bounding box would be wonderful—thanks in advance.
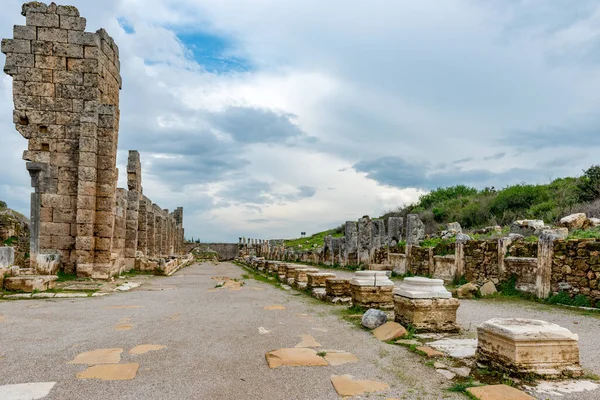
[577,165,600,202]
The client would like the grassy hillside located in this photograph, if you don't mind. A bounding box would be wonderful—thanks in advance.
[284,165,600,247]
[385,166,600,234]
[284,228,344,249]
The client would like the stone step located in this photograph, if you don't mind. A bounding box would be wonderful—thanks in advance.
[4,275,58,293]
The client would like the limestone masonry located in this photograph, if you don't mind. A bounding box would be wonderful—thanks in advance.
[2,2,185,280]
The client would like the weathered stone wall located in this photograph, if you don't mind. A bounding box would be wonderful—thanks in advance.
[507,239,538,258]
[408,245,432,276]
[183,243,238,261]
[504,257,538,293]
[464,240,499,282]
[2,3,185,279]
[551,239,600,305]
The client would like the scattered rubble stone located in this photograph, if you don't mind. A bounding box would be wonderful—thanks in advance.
[467,384,535,400]
[330,374,389,397]
[372,322,407,341]
[265,348,329,368]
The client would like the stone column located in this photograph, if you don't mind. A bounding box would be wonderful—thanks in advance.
[406,214,425,245]
[536,238,554,299]
[357,216,372,265]
[371,219,385,249]
[137,197,148,256]
[344,221,358,265]
[124,151,141,267]
[146,198,155,257]
[388,217,403,246]
[111,188,127,259]
[153,204,162,257]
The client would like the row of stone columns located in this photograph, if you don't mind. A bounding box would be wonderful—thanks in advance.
[122,151,184,266]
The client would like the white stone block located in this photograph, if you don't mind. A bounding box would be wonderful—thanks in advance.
[394,277,452,299]
[350,271,394,287]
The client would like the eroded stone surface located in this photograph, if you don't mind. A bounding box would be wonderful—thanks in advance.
[416,346,444,358]
[0,382,56,400]
[68,348,123,365]
[435,369,456,380]
[527,380,600,397]
[294,334,321,348]
[429,339,477,358]
[265,348,329,368]
[114,324,133,331]
[394,296,460,333]
[322,350,359,366]
[330,374,389,397]
[467,384,534,400]
[372,322,407,341]
[129,344,166,355]
[76,363,139,380]
[477,318,582,377]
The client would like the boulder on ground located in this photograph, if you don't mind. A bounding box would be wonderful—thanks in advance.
[441,222,462,239]
[559,213,588,230]
[457,282,478,299]
[456,233,472,242]
[361,308,388,329]
[510,220,546,236]
[479,281,497,296]
[539,228,568,241]
[473,225,502,235]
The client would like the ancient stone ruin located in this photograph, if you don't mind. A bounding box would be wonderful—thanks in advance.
[476,318,582,378]
[1,2,186,282]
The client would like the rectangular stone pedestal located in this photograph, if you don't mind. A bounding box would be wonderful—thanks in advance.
[476,318,583,378]
[277,264,288,281]
[394,295,460,332]
[307,273,336,289]
[351,285,394,310]
[326,278,352,304]
[4,275,58,293]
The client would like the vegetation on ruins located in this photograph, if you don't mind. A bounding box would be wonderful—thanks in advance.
[285,165,600,248]
[385,165,600,233]
[284,228,344,249]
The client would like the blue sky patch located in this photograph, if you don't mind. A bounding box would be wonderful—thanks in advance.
[118,17,135,34]
[176,31,252,73]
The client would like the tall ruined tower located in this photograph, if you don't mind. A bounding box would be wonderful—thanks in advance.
[2,2,185,279]
[2,2,122,275]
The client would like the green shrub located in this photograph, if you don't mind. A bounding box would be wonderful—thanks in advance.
[547,291,573,305]
[498,275,519,296]
[572,294,591,307]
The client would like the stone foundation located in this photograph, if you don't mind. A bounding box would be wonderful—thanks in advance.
[351,285,394,310]
[4,275,57,292]
[394,296,460,332]
[326,278,352,304]
[307,272,336,288]
[476,318,583,378]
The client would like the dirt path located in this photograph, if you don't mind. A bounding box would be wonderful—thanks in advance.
[0,262,461,400]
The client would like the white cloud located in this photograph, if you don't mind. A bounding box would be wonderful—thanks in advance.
[1,0,599,242]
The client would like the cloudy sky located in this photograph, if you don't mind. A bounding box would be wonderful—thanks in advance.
[1,0,599,242]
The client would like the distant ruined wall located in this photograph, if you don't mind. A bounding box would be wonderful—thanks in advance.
[184,243,238,261]
[244,218,600,307]
[551,239,600,305]
[2,2,185,278]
